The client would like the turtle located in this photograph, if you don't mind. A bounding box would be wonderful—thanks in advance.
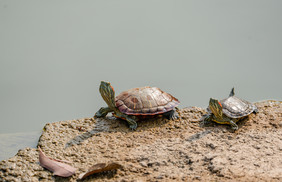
[94,81,180,130]
[201,88,258,130]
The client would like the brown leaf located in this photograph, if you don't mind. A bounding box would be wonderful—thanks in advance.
[38,147,76,177]
[78,162,122,180]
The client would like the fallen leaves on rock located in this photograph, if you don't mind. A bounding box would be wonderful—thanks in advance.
[78,162,122,180]
[38,147,76,177]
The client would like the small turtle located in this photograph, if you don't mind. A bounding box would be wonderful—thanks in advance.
[201,88,258,130]
[94,81,180,130]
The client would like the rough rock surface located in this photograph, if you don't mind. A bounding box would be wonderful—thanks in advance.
[0,100,281,182]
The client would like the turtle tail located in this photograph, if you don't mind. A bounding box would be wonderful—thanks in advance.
[229,87,235,97]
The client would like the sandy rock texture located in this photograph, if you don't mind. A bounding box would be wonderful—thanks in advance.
[0,100,281,182]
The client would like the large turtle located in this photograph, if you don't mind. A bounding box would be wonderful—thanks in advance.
[94,81,180,130]
[201,88,258,130]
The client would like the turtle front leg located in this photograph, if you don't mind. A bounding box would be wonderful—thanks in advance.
[94,107,113,118]
[125,115,138,130]
[220,117,239,130]
[164,109,179,120]
[228,119,239,130]
[200,113,213,126]
[114,112,138,130]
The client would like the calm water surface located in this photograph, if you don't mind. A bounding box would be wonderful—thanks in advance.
[0,0,281,160]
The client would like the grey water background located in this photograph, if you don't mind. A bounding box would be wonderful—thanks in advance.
[0,0,281,160]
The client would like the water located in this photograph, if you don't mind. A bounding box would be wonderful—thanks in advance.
[0,131,40,161]
[0,0,281,160]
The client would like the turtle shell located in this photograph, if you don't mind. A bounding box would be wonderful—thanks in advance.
[115,87,180,115]
[220,96,257,118]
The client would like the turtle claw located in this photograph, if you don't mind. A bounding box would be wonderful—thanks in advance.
[94,112,102,118]
[231,125,239,131]
[172,112,179,120]
[94,107,112,118]
[229,120,239,131]
[164,110,179,120]
[200,113,212,125]
[129,123,137,130]
[200,114,208,122]
[124,115,138,130]
[253,107,259,114]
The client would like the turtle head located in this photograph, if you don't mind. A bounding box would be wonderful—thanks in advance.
[99,81,116,109]
[208,98,223,119]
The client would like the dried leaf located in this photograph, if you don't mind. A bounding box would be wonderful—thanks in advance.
[38,147,76,177]
[78,162,122,180]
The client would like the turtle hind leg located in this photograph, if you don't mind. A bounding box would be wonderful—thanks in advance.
[163,109,179,120]
[253,105,259,114]
[94,107,113,118]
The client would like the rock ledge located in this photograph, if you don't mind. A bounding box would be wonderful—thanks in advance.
[0,100,281,181]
